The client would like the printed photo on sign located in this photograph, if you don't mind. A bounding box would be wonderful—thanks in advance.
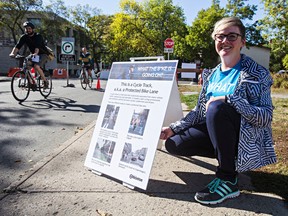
[121,65,135,80]
[107,64,136,80]
[93,138,116,163]
[101,104,120,130]
[128,108,149,136]
[120,143,147,168]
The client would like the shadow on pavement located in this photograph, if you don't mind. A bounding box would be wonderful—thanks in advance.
[19,96,100,113]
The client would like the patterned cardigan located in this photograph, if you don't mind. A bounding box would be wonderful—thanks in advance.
[170,54,277,172]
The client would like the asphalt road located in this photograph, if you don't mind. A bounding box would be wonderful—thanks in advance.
[0,78,106,191]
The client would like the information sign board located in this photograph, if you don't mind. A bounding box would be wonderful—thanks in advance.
[84,60,181,190]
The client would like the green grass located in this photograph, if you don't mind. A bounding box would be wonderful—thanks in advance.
[179,84,288,201]
[180,94,199,110]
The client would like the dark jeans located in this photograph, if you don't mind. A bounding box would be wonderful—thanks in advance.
[165,100,241,182]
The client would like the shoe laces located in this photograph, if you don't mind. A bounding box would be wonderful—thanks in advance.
[207,178,237,193]
[207,178,222,193]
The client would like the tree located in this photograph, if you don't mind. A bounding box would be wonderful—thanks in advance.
[87,15,113,72]
[260,0,288,72]
[0,0,42,44]
[107,0,187,61]
[69,4,101,69]
[185,0,267,68]
[186,3,225,67]
[68,4,100,46]
[283,54,288,70]
[40,0,69,45]
[224,0,265,46]
[225,0,256,20]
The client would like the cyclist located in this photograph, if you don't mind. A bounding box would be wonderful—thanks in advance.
[9,21,49,88]
[78,47,93,81]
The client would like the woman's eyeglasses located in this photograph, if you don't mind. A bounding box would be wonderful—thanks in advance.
[214,33,242,42]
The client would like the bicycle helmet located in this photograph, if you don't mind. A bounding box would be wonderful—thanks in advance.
[23,21,35,29]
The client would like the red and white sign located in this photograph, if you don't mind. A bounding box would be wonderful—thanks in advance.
[164,38,174,48]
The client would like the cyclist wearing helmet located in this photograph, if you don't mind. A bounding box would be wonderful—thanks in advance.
[9,21,49,87]
[77,47,93,78]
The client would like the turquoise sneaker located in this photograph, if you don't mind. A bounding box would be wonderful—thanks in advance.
[194,178,240,205]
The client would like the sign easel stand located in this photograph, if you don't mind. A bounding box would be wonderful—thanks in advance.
[91,169,102,176]
[122,182,135,189]
[157,76,183,150]
[130,56,164,62]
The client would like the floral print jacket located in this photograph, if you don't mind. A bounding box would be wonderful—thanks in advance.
[170,54,277,172]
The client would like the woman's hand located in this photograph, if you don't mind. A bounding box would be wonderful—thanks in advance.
[160,127,174,140]
[206,95,226,111]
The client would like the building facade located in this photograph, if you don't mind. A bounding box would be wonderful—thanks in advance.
[241,46,271,70]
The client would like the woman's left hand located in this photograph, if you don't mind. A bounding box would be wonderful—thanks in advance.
[206,96,226,111]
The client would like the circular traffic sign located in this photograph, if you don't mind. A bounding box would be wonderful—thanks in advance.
[62,42,74,54]
[164,38,174,48]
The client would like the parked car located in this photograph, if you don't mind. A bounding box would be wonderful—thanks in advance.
[276,70,288,75]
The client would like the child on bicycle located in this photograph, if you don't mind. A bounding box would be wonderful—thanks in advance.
[78,47,93,80]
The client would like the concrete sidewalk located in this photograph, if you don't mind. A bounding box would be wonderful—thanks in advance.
[0,119,287,215]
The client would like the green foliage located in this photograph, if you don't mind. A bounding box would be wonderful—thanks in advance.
[0,0,69,47]
[0,0,43,43]
[223,0,267,47]
[260,0,288,71]
[2,0,287,72]
[283,54,288,70]
[106,0,187,62]
[186,4,224,67]
[183,0,261,68]
[40,0,69,45]
[68,4,101,45]
[225,0,256,20]
[87,15,113,70]
[245,21,267,46]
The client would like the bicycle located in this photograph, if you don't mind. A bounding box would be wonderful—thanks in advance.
[79,64,93,90]
[10,55,53,102]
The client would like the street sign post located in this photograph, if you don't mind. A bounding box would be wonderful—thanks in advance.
[164,38,174,60]
[61,37,75,87]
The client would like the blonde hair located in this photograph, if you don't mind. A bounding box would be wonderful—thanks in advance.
[211,17,246,39]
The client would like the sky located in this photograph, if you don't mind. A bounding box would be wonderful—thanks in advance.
[43,0,265,24]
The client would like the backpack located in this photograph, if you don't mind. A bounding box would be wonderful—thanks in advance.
[45,46,55,61]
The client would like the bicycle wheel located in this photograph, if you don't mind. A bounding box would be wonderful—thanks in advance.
[39,70,52,98]
[80,70,87,90]
[88,74,93,89]
[11,70,30,102]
